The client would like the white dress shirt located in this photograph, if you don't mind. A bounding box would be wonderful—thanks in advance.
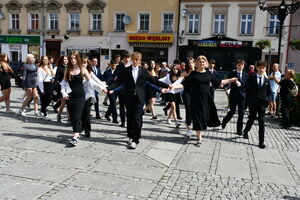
[132,66,139,84]
[257,74,264,87]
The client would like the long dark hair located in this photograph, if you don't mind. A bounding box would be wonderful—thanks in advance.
[64,50,83,81]
[169,65,181,83]
[82,57,92,73]
[57,55,68,67]
[0,53,13,73]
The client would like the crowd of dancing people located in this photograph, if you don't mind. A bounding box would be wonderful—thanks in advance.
[0,51,298,149]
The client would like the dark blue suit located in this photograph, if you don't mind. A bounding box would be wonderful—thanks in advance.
[244,73,271,145]
[92,66,102,117]
[102,68,118,121]
[222,71,249,134]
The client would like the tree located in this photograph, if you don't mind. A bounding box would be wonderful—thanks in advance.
[290,39,300,51]
[255,40,271,50]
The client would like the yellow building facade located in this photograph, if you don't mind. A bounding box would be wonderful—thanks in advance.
[0,0,179,69]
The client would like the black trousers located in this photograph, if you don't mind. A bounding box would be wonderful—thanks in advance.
[244,103,266,144]
[82,97,92,134]
[118,93,126,124]
[280,98,291,127]
[40,82,52,116]
[126,96,143,144]
[182,91,192,126]
[223,98,245,133]
[94,92,100,116]
[67,97,85,133]
[106,93,117,121]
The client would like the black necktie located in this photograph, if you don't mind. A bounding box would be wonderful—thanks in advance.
[259,77,262,88]
[238,72,241,81]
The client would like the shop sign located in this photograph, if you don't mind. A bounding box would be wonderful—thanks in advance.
[287,63,294,68]
[195,40,218,47]
[0,35,40,45]
[128,34,173,43]
[220,41,243,47]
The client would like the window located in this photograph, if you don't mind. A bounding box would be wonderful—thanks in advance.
[115,13,125,31]
[91,13,101,30]
[268,15,279,35]
[11,14,19,29]
[240,14,253,35]
[139,13,150,32]
[163,13,174,32]
[30,14,39,30]
[49,13,59,30]
[188,14,200,34]
[69,13,80,30]
[213,14,225,34]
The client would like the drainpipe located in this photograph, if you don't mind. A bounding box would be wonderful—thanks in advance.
[176,0,181,59]
[41,0,45,56]
[285,14,292,73]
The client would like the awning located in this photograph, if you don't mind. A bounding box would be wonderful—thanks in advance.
[129,42,172,48]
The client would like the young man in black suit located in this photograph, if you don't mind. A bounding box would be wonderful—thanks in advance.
[113,52,170,149]
[102,60,119,123]
[208,59,218,99]
[243,61,271,149]
[91,57,102,119]
[222,60,249,135]
[115,51,131,127]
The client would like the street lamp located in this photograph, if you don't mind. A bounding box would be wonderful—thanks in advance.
[257,0,300,66]
[179,30,185,43]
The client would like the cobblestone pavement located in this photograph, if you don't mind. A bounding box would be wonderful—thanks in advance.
[0,85,299,200]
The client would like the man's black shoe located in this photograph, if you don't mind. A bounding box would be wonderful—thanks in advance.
[243,130,249,139]
[120,122,125,127]
[113,119,119,124]
[221,120,226,129]
[96,115,101,119]
[163,108,168,116]
[258,143,266,149]
[237,131,242,136]
[103,102,108,106]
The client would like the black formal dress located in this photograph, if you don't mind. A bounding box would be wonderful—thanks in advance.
[117,66,169,144]
[182,70,221,130]
[244,73,271,146]
[67,74,85,133]
[222,71,249,134]
[0,68,18,90]
[279,79,295,128]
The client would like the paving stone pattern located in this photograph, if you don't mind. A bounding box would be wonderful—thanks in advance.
[0,85,299,200]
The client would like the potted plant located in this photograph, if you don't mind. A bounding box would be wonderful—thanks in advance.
[255,39,271,50]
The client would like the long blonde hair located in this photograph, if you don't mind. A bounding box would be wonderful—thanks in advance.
[64,50,83,81]
[0,53,13,73]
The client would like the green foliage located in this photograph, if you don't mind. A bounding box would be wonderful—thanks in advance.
[255,40,271,50]
[290,39,300,51]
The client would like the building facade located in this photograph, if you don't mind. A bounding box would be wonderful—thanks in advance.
[286,9,300,73]
[107,0,179,65]
[0,0,179,71]
[178,0,291,72]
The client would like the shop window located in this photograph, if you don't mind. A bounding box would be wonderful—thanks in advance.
[139,13,150,32]
[213,14,226,35]
[29,13,39,30]
[49,13,59,30]
[28,45,40,59]
[188,14,200,34]
[162,13,174,32]
[268,15,279,35]
[69,13,80,30]
[10,13,19,30]
[91,13,101,31]
[9,45,22,62]
[115,13,125,32]
[240,14,253,35]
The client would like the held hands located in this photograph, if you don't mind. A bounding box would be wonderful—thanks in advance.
[101,88,108,94]
[161,88,169,94]
[108,90,114,94]
[231,78,238,83]
[168,85,173,90]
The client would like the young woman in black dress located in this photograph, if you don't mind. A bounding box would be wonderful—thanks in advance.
[173,55,237,146]
[0,53,19,112]
[61,50,91,146]
[19,54,41,116]
[144,60,159,120]
[181,57,195,137]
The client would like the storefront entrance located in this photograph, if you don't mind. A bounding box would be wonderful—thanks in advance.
[133,47,168,63]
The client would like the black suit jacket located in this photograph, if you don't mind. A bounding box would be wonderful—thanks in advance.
[246,73,271,107]
[117,66,169,105]
[228,71,249,100]
[102,68,118,90]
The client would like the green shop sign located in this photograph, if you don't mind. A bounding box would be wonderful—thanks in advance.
[0,35,40,45]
